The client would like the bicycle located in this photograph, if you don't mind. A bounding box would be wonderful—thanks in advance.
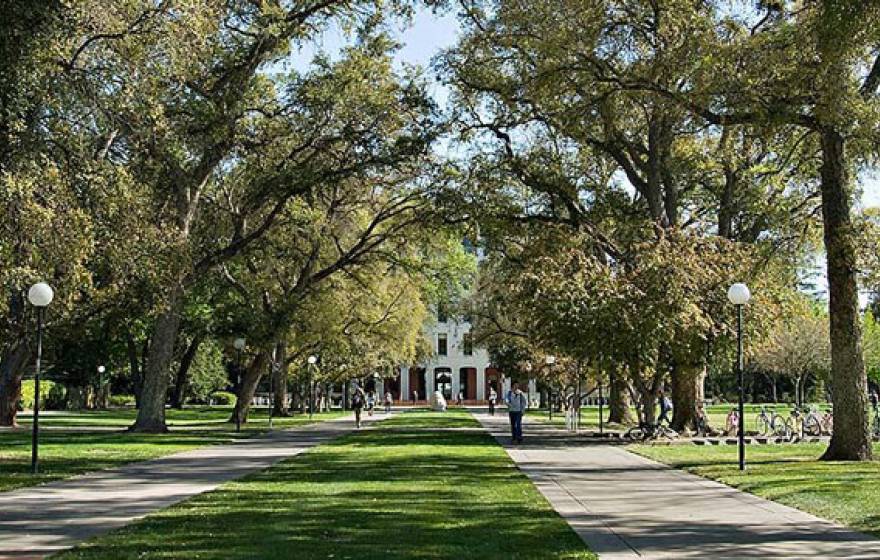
[625,420,678,442]
[820,408,833,435]
[777,407,806,440]
[755,406,772,435]
[802,406,824,436]
[757,408,790,438]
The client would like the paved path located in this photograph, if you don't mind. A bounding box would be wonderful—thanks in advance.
[0,412,390,559]
[472,409,879,559]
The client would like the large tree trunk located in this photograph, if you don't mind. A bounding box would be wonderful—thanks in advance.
[671,363,706,432]
[170,334,203,409]
[130,288,184,433]
[127,332,148,409]
[272,340,290,416]
[637,384,658,425]
[230,350,270,426]
[0,341,31,427]
[607,369,635,425]
[819,129,872,461]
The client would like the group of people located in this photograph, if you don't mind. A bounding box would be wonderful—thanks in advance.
[350,386,394,429]
[351,381,531,443]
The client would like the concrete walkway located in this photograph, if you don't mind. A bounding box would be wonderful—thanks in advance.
[0,411,390,559]
[472,409,879,559]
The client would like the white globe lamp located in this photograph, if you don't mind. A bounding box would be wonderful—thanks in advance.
[727,283,751,306]
[28,283,54,307]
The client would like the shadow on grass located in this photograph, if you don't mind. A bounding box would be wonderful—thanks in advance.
[55,414,595,560]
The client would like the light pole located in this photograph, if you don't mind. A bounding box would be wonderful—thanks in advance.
[28,282,53,475]
[545,355,556,421]
[233,338,246,433]
[727,282,751,471]
[97,365,106,408]
[268,353,276,430]
[598,377,604,436]
[307,355,317,419]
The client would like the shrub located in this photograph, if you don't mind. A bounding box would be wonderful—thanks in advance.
[210,391,237,406]
[45,383,67,410]
[109,394,136,407]
[17,380,56,410]
[187,340,229,403]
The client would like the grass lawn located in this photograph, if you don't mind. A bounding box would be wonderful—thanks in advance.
[630,442,880,537]
[14,406,332,429]
[0,409,347,493]
[56,409,596,560]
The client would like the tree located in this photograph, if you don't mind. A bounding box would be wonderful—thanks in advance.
[753,304,831,407]
[440,0,818,430]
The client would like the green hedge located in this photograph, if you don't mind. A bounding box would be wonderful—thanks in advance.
[210,391,237,406]
[109,394,136,407]
[18,380,59,410]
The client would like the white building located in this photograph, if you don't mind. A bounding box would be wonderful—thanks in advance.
[393,309,536,404]
[373,241,536,404]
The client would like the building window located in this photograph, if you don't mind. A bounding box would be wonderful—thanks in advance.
[437,333,448,356]
[463,333,473,356]
[437,303,448,323]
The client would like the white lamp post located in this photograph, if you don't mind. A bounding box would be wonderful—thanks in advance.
[27,282,53,474]
[727,283,751,471]
[97,365,107,408]
[233,338,246,432]
[307,355,318,419]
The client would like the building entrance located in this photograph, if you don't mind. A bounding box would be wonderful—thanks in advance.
[434,369,453,400]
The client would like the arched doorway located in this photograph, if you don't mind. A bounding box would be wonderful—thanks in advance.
[434,368,453,400]
[485,367,501,401]
[459,367,477,400]
[409,368,426,401]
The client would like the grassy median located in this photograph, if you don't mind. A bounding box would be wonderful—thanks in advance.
[57,409,595,560]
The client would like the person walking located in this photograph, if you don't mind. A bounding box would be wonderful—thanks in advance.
[488,387,497,416]
[506,382,528,443]
[658,391,673,425]
[456,390,464,406]
[351,386,366,429]
[366,391,375,416]
[384,391,393,413]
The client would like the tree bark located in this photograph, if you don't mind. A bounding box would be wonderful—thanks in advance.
[170,333,203,409]
[230,350,270,426]
[0,341,31,427]
[272,340,290,416]
[819,129,872,461]
[130,287,184,433]
[638,384,658,425]
[607,369,635,424]
[126,332,145,409]
[671,363,706,432]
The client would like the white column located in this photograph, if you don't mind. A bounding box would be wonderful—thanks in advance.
[528,378,537,407]
[451,367,461,399]
[476,368,486,401]
[400,366,410,402]
[377,378,385,399]
[502,377,512,399]
[425,368,434,396]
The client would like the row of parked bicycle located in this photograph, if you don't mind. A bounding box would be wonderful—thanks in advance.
[624,403,880,442]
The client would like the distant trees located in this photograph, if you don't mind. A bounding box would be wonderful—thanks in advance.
[752,305,831,407]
